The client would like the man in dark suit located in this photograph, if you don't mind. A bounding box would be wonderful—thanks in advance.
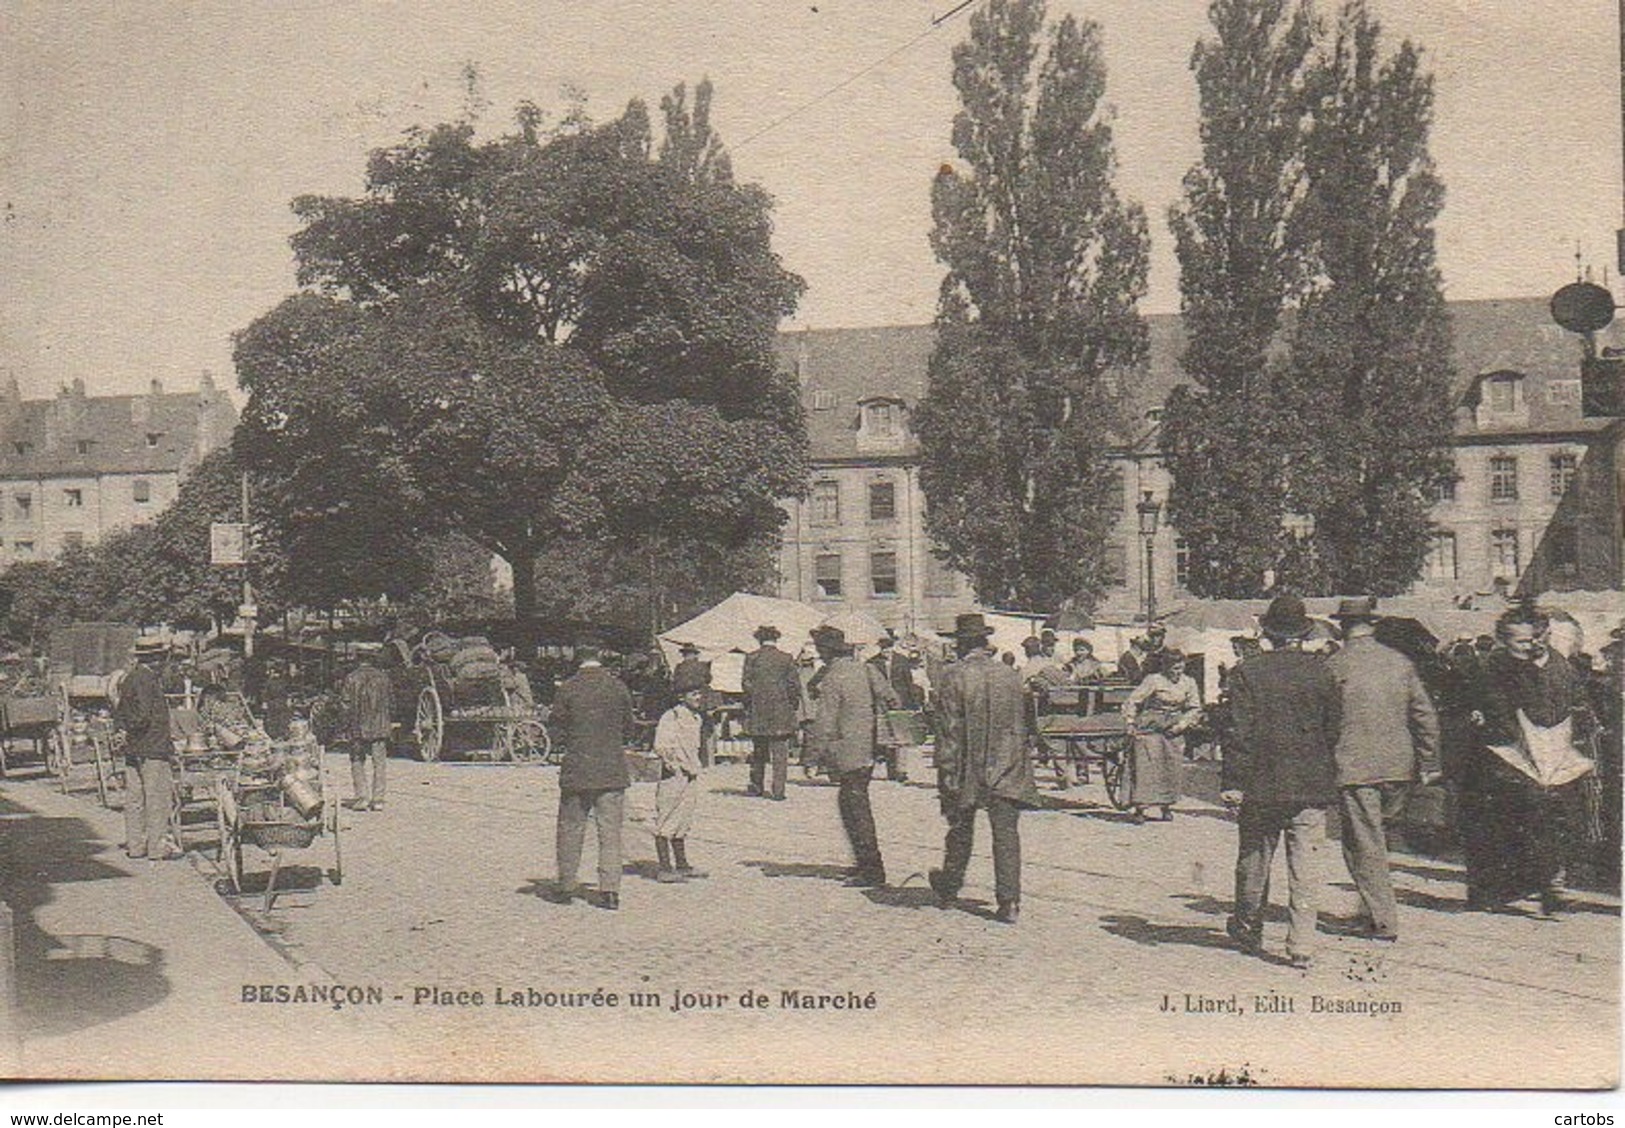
[929,613,1040,924]
[867,635,915,783]
[742,624,799,800]
[116,639,180,861]
[546,641,636,910]
[1221,595,1342,968]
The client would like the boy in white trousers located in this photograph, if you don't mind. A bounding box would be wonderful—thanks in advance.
[653,683,709,882]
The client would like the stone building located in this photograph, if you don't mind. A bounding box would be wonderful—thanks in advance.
[774,296,1624,632]
[0,373,238,560]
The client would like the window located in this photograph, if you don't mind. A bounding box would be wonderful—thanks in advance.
[1486,376,1521,413]
[14,541,33,556]
[1490,529,1520,582]
[62,532,84,551]
[870,551,898,597]
[924,553,958,597]
[11,442,30,457]
[133,479,151,504]
[1174,537,1191,588]
[865,402,899,437]
[814,553,843,599]
[811,480,840,525]
[75,440,91,455]
[1548,379,1582,406]
[146,432,161,448]
[1425,533,1458,581]
[1430,476,1457,503]
[1548,524,1579,574]
[1550,453,1578,499]
[1489,456,1518,501]
[868,481,896,521]
[811,390,836,411]
[64,488,83,508]
[14,492,30,518]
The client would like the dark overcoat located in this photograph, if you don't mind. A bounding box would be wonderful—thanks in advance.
[1220,649,1341,805]
[741,644,800,737]
[934,651,1039,810]
[551,665,634,792]
[115,663,171,761]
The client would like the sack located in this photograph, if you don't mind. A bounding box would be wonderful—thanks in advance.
[450,644,500,676]
[454,659,503,683]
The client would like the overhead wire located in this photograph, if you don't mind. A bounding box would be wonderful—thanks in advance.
[731,0,986,152]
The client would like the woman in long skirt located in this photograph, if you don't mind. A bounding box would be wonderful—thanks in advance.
[1122,649,1202,822]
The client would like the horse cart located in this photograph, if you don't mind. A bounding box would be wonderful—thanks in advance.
[407,633,551,764]
[217,734,342,910]
[1032,682,1134,810]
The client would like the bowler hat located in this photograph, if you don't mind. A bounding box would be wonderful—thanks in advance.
[1332,595,1380,622]
[753,624,781,642]
[810,625,850,651]
[940,612,996,642]
[1260,594,1314,640]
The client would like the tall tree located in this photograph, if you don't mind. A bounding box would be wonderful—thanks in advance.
[247,85,807,619]
[1162,0,1316,597]
[1280,1,1454,594]
[915,0,1150,612]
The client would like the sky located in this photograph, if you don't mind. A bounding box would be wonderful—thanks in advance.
[1,0,1619,399]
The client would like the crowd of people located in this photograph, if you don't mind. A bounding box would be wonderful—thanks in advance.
[529,594,1619,973]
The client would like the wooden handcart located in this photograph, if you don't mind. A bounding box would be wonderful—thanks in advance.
[217,738,342,911]
[45,623,140,806]
[1033,682,1133,810]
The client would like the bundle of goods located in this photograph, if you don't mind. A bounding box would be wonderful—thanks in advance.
[447,637,503,685]
[236,741,325,846]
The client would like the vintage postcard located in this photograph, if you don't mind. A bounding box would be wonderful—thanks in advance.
[0,0,1619,1089]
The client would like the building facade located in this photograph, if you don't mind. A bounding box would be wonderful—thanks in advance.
[775,297,1624,632]
[0,373,238,560]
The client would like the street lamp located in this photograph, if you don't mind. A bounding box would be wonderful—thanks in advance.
[1136,490,1162,625]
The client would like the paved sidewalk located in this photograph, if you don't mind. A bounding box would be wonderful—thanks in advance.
[0,769,317,1080]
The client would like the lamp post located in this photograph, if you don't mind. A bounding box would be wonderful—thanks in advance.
[1136,490,1162,626]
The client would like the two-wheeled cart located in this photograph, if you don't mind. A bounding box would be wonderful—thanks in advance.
[218,738,342,911]
[409,633,551,764]
[1032,682,1134,810]
[45,623,139,805]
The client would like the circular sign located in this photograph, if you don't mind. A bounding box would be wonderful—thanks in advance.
[1550,281,1616,334]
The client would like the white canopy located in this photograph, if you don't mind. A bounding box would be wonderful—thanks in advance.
[658,592,829,693]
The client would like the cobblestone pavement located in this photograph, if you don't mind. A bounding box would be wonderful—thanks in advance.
[146,753,1625,1085]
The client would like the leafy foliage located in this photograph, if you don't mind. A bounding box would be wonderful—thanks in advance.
[245,84,807,619]
[1162,0,1452,597]
[1162,0,1316,596]
[916,0,1149,612]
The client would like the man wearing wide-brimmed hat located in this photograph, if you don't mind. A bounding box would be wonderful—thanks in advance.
[742,624,799,800]
[928,613,1039,924]
[1220,594,1342,968]
[805,625,888,886]
[1326,595,1439,942]
[115,638,181,861]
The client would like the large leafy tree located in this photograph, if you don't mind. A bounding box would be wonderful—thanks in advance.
[242,83,807,619]
[1280,1,1454,594]
[915,0,1149,612]
[1161,0,1316,597]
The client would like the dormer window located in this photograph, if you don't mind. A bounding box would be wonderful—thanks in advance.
[1486,376,1520,413]
[855,397,907,453]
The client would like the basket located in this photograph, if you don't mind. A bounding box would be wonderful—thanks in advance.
[625,750,665,784]
[242,818,321,850]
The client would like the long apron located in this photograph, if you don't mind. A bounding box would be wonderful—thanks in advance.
[1126,710,1182,807]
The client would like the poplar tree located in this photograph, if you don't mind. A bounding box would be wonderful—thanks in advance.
[915,0,1149,612]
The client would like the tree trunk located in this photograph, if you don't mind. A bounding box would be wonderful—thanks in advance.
[510,543,538,622]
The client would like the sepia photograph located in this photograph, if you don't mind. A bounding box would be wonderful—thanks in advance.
[0,0,1621,1091]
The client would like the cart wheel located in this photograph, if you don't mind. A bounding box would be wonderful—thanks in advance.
[329,806,343,887]
[415,686,443,763]
[1103,743,1130,811]
[92,736,111,809]
[508,719,550,763]
[227,832,244,895]
[48,728,70,793]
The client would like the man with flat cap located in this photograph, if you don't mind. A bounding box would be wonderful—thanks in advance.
[806,625,888,886]
[929,613,1038,923]
[1326,595,1439,942]
[1221,594,1341,968]
[742,624,799,801]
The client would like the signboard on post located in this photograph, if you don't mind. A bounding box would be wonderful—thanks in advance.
[209,521,248,566]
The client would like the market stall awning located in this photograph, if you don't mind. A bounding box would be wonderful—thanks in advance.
[657,592,828,675]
